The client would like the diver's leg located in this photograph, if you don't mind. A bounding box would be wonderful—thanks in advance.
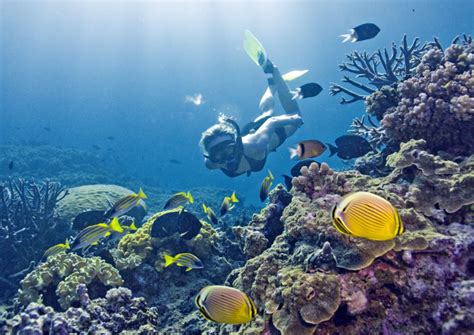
[271,67,301,115]
[258,78,276,115]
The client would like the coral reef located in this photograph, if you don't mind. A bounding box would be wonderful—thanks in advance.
[0,179,69,301]
[1,285,159,334]
[233,185,292,258]
[381,39,474,155]
[19,253,123,310]
[386,139,474,219]
[205,158,473,334]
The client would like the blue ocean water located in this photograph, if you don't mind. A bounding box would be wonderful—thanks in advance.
[1,0,472,205]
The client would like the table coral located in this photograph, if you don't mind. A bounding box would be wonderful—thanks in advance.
[18,253,123,310]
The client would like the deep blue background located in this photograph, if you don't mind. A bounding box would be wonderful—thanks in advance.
[1,0,473,204]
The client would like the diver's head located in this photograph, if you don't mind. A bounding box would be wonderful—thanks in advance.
[200,122,238,165]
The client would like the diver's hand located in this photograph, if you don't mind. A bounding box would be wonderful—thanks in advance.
[291,114,304,127]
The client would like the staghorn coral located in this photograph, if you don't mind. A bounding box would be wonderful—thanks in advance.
[18,253,123,310]
[381,38,474,155]
[330,35,434,104]
[1,285,159,334]
[387,139,474,218]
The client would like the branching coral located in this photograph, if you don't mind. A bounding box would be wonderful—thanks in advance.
[330,35,434,104]
[18,253,123,310]
[0,179,68,299]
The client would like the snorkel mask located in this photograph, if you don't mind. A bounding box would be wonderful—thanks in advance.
[204,135,237,164]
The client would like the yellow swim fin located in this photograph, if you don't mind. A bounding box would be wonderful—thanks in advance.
[282,70,309,81]
[244,30,267,67]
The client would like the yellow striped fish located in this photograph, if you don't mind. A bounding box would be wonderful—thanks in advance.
[259,170,274,202]
[73,217,124,250]
[203,204,219,225]
[220,192,239,216]
[195,285,257,324]
[43,239,70,259]
[108,221,138,243]
[163,252,203,272]
[163,191,194,210]
[331,191,404,241]
[106,188,147,218]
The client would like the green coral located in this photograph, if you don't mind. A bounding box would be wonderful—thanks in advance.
[19,253,123,310]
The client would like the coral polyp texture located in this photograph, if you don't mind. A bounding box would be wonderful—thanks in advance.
[210,159,473,334]
[19,253,123,310]
[1,285,159,334]
[381,38,474,155]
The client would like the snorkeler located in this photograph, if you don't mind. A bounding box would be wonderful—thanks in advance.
[200,31,322,177]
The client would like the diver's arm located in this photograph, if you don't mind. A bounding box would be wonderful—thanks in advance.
[249,114,303,150]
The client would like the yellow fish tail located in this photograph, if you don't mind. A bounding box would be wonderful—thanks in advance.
[187,192,194,204]
[129,222,137,231]
[268,170,274,180]
[109,217,124,233]
[203,204,208,213]
[138,188,147,199]
[164,253,175,267]
[230,192,239,203]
